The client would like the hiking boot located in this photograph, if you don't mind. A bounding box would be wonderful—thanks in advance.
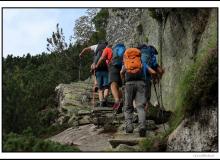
[94,102,99,107]
[99,100,108,107]
[113,102,120,109]
[125,125,134,133]
[113,102,122,114]
[103,100,108,107]
[139,128,146,137]
[99,101,104,107]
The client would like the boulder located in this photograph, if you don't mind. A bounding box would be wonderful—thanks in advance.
[146,105,172,124]
[146,120,158,130]
[166,107,217,152]
[78,115,91,126]
[109,139,142,148]
[113,144,140,152]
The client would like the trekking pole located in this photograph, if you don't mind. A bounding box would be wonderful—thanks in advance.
[158,81,165,110]
[153,81,161,107]
[79,57,82,81]
[158,80,167,133]
[153,79,167,133]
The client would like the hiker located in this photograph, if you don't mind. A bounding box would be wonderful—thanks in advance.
[96,43,126,112]
[120,48,147,137]
[79,44,99,92]
[79,41,110,107]
[109,43,126,112]
[95,44,113,68]
[97,43,126,112]
[137,44,164,109]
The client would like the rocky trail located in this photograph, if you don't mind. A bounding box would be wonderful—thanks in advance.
[49,80,171,151]
[49,124,114,151]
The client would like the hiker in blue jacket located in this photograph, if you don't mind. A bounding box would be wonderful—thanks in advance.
[137,44,164,109]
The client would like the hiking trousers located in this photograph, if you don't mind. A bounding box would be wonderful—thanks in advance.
[124,80,146,129]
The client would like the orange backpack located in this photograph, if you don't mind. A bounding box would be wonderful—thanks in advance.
[123,48,142,74]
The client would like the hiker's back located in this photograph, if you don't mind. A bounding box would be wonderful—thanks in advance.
[123,48,144,82]
[138,44,159,81]
[93,42,108,71]
[111,43,126,68]
[122,48,147,137]
[139,44,158,69]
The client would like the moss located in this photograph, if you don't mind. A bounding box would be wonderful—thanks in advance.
[169,49,217,132]
[137,23,143,35]
[144,36,149,43]
[139,133,167,151]
[168,9,217,131]
[3,132,80,152]
[169,47,217,132]
[89,9,109,44]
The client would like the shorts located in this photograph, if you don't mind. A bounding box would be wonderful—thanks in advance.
[109,65,122,87]
[95,71,109,90]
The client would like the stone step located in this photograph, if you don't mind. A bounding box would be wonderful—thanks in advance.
[92,107,114,112]
[108,138,144,148]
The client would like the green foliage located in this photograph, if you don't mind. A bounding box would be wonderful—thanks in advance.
[3,132,80,152]
[73,9,99,44]
[144,36,149,43]
[2,46,91,136]
[89,8,109,43]
[92,8,109,32]
[169,46,217,131]
[139,133,167,152]
[47,23,68,53]
[182,48,217,114]
[2,9,107,141]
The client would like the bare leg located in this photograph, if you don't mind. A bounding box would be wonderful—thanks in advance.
[111,82,120,103]
[98,89,104,102]
[104,88,109,100]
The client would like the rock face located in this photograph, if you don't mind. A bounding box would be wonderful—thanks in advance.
[167,106,217,151]
[55,80,93,111]
[106,8,217,152]
[54,79,95,125]
[107,9,158,47]
[106,8,217,112]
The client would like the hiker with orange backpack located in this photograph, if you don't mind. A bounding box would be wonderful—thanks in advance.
[120,48,147,137]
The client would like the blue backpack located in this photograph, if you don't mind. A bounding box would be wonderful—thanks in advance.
[111,43,126,68]
[139,44,158,80]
